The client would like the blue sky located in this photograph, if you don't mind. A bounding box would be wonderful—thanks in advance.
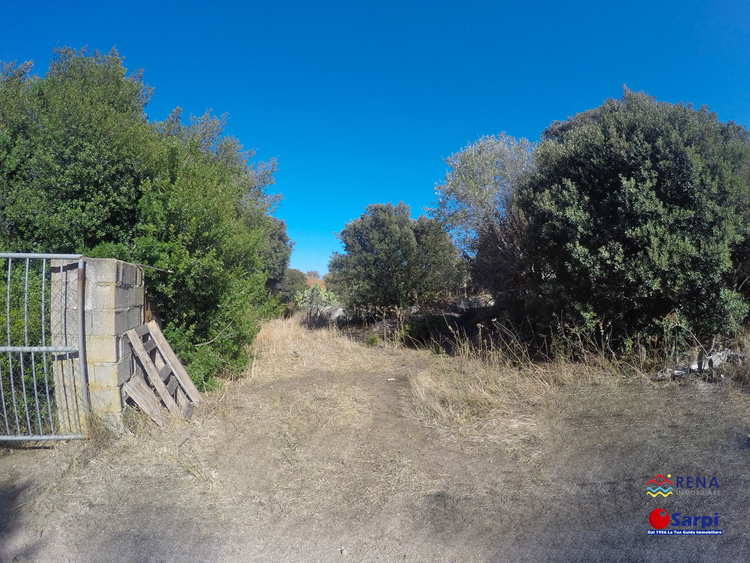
[3,1,750,274]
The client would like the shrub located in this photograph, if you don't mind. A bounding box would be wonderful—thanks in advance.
[0,48,282,387]
[519,90,750,342]
[294,285,339,309]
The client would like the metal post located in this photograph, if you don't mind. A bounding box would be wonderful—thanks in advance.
[77,257,89,412]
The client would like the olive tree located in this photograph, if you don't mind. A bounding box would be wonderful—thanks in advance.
[432,134,535,294]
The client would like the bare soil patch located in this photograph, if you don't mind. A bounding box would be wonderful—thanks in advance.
[1,318,749,562]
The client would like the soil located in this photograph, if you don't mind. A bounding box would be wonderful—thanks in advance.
[1,322,749,562]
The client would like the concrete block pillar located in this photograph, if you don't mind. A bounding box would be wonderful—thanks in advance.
[47,257,145,435]
[83,259,144,429]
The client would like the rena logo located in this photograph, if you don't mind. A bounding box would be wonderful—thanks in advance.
[674,476,720,489]
[647,474,674,497]
[647,473,719,497]
[649,509,720,530]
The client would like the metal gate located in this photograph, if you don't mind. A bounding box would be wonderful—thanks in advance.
[0,253,88,441]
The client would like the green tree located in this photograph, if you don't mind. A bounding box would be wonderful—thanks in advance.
[433,134,534,256]
[277,268,309,303]
[258,217,293,293]
[328,202,461,309]
[519,90,750,340]
[0,48,281,387]
[0,48,159,251]
[432,134,535,294]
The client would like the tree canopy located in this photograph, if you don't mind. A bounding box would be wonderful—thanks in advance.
[259,217,294,293]
[328,202,462,310]
[0,47,286,386]
[433,133,535,257]
[432,134,535,295]
[277,268,309,304]
[519,90,750,339]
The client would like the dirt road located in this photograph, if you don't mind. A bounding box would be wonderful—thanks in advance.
[1,319,749,562]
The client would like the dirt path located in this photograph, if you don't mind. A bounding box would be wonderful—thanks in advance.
[1,320,750,562]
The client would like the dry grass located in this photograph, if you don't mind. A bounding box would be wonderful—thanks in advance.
[407,324,616,447]
[3,315,750,562]
[250,316,366,383]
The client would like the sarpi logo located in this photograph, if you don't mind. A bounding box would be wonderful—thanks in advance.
[648,509,723,536]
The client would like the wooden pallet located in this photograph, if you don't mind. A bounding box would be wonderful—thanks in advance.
[123,321,202,425]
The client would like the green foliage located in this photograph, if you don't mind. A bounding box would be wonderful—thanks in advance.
[433,133,535,256]
[259,217,294,293]
[365,334,380,347]
[0,48,282,387]
[0,48,159,252]
[277,268,309,304]
[294,284,339,308]
[328,202,462,310]
[432,134,534,295]
[519,90,750,341]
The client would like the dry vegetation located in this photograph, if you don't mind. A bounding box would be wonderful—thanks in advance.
[1,316,750,562]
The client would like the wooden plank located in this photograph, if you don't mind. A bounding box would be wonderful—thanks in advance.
[166,374,178,395]
[154,351,166,371]
[126,329,181,416]
[175,387,194,420]
[134,324,151,337]
[158,363,172,382]
[146,321,202,404]
[143,338,158,354]
[123,377,166,426]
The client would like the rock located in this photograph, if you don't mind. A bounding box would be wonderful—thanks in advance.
[322,305,345,321]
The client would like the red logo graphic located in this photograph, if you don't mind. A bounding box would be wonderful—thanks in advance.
[649,508,670,529]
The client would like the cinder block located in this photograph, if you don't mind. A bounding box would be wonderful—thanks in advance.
[115,285,144,309]
[87,363,119,388]
[87,308,143,340]
[116,358,135,386]
[86,335,118,363]
[118,334,132,360]
[85,259,119,287]
[118,261,143,287]
[88,386,122,414]
[86,308,117,337]
[98,412,125,434]
[87,282,117,311]
[126,305,144,330]
[113,308,138,335]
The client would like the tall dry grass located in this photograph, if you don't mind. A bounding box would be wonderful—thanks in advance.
[249,316,356,383]
[408,322,613,431]
[250,315,750,459]
[252,316,623,433]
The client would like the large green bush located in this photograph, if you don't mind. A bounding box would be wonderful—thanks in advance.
[0,47,284,387]
[519,90,750,341]
[277,268,310,304]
